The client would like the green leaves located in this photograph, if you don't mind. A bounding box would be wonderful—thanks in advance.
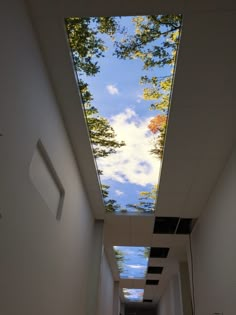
[114,248,124,272]
[114,15,182,68]
[66,18,105,76]
[66,17,125,212]
[126,185,158,213]
[114,15,182,159]
[66,17,120,75]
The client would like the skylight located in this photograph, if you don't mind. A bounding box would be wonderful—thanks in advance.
[113,246,150,279]
[66,15,182,213]
[123,288,144,302]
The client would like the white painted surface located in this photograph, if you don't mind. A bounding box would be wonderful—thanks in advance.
[179,262,192,315]
[97,252,114,315]
[157,275,182,315]
[0,1,95,314]
[29,143,62,218]
[191,146,236,315]
[113,281,120,315]
[87,221,104,315]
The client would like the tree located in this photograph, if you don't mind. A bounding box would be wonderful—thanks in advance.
[114,15,182,158]
[66,18,125,211]
[101,184,122,213]
[66,17,118,76]
[66,18,125,159]
[148,114,167,134]
[144,247,150,259]
[126,184,158,213]
[114,248,124,273]
[114,15,182,69]
[148,114,167,159]
[79,80,125,160]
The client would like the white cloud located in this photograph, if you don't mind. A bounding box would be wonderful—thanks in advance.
[97,108,161,187]
[106,84,119,95]
[115,189,124,196]
[136,94,143,103]
[127,264,146,269]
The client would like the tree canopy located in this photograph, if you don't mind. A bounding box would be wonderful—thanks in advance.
[66,17,125,212]
[114,248,124,273]
[126,184,158,213]
[114,15,182,158]
[66,17,118,76]
[114,15,181,68]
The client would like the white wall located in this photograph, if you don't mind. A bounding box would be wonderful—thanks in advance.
[191,145,236,315]
[157,275,182,315]
[97,252,114,315]
[179,262,192,315]
[113,281,120,315]
[0,1,96,314]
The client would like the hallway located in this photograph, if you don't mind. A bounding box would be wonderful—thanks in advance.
[0,1,236,314]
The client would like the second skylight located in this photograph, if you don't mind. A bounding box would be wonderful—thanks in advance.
[114,246,150,279]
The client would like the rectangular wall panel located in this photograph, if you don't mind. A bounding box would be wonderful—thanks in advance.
[30,140,65,219]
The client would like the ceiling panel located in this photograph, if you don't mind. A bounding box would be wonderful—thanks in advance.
[104,214,154,246]
[151,234,188,247]
[146,274,162,280]
[120,279,146,288]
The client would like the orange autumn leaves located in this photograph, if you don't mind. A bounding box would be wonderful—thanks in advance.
[148,114,167,134]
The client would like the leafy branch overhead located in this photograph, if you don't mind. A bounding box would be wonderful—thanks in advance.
[126,184,158,213]
[114,248,124,273]
[66,17,118,76]
[66,17,125,212]
[114,15,181,68]
[114,15,182,158]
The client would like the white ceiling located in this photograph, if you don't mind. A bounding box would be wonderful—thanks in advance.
[27,0,236,306]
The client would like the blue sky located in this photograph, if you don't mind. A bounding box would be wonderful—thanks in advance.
[76,16,174,212]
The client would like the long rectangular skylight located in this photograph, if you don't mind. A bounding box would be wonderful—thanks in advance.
[66,15,182,213]
[123,288,144,302]
[114,246,150,279]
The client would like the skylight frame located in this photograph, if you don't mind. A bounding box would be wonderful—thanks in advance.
[65,15,183,215]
